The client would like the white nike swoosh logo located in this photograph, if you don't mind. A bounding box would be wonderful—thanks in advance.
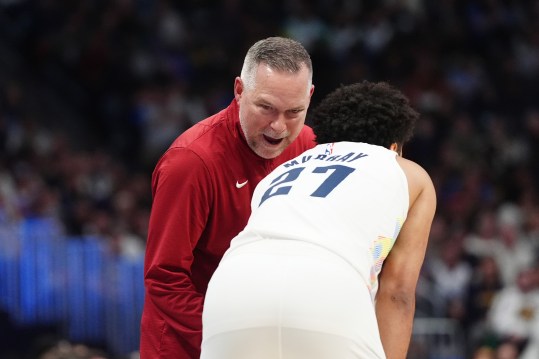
[236,180,248,189]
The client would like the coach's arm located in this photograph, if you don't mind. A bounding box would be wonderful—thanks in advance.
[141,148,212,359]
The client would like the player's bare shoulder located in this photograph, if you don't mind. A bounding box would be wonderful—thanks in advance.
[395,156,436,211]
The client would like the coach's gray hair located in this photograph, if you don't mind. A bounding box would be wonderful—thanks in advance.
[240,37,313,90]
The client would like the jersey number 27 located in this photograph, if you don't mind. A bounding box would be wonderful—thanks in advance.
[259,164,355,206]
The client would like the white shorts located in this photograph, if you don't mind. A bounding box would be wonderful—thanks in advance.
[201,239,386,359]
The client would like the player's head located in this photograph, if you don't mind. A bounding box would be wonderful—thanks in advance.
[311,81,418,154]
[235,37,315,159]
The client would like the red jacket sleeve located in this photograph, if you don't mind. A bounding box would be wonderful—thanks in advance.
[140,147,212,359]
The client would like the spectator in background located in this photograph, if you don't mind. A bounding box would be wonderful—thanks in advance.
[140,37,316,359]
[493,204,535,286]
[495,341,522,359]
[464,209,500,260]
[39,340,109,359]
[464,256,503,354]
[487,267,539,358]
[428,229,473,317]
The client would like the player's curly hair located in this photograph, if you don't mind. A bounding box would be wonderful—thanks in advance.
[311,81,418,148]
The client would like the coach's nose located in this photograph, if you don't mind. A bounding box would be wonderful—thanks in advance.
[269,115,286,135]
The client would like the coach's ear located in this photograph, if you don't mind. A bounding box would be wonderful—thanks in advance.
[234,77,244,102]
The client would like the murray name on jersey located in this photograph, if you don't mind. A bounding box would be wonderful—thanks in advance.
[283,149,369,168]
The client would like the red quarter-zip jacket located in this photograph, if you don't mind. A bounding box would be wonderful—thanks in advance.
[140,99,316,359]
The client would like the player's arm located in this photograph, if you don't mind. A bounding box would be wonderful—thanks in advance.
[141,148,212,359]
[375,158,436,359]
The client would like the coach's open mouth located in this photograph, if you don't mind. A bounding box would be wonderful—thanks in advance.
[263,135,284,145]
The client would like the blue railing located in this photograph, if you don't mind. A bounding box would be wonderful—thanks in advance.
[0,217,144,356]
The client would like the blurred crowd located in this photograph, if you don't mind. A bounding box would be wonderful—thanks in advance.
[2,0,539,358]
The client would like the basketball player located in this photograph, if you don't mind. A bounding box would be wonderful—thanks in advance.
[201,81,437,359]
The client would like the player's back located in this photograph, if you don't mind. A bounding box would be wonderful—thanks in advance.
[202,142,410,359]
[226,141,409,297]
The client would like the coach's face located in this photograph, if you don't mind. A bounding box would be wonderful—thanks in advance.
[235,63,314,159]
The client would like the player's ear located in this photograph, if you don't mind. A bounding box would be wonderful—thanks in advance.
[389,142,402,156]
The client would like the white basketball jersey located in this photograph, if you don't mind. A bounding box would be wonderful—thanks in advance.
[227,142,409,300]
